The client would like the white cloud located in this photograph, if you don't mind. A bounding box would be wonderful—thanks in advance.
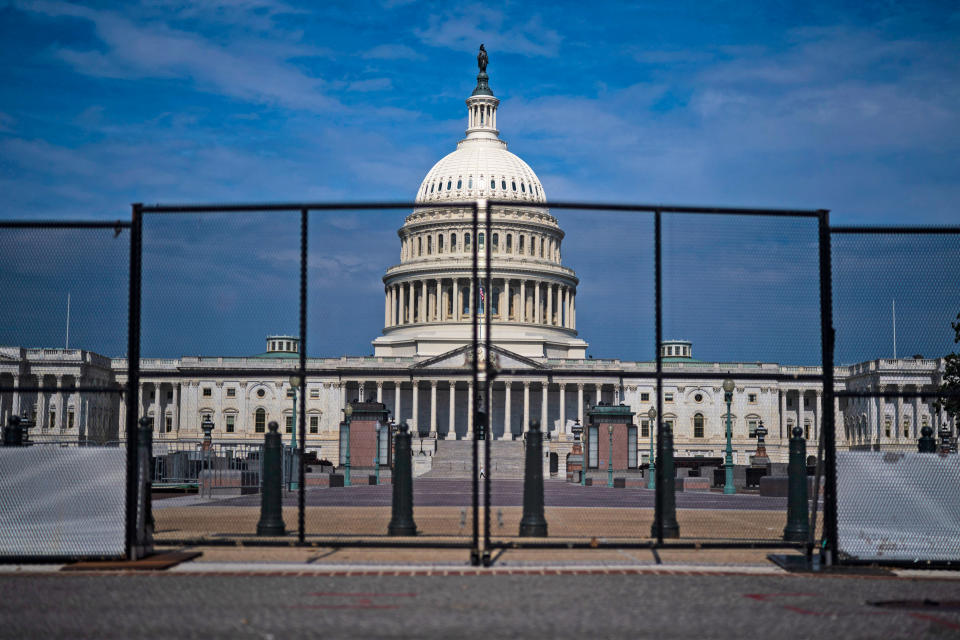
[415,5,562,57]
[361,43,424,60]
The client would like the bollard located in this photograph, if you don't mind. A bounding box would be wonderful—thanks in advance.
[137,417,155,536]
[783,426,810,542]
[519,420,548,537]
[388,422,417,536]
[651,421,679,538]
[257,421,286,536]
[3,415,23,446]
[918,426,937,453]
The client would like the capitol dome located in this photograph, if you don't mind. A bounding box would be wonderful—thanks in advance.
[373,47,587,360]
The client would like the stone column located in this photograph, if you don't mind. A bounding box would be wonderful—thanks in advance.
[420,280,427,323]
[814,390,821,441]
[454,279,460,321]
[172,383,180,434]
[895,384,903,440]
[466,381,474,438]
[558,382,566,437]
[797,390,804,437]
[541,380,549,434]
[408,281,415,323]
[504,381,512,438]
[535,281,541,324]
[779,389,786,438]
[395,381,403,423]
[469,278,474,318]
[398,284,405,326]
[519,280,526,322]
[376,381,383,403]
[547,284,554,325]
[384,288,390,327]
[435,278,442,321]
[523,382,530,433]
[571,292,576,330]
[505,280,512,320]
[56,376,66,431]
[577,383,584,424]
[11,374,19,417]
[430,380,437,437]
[448,381,456,439]
[595,383,602,407]
[912,392,921,439]
[411,380,419,433]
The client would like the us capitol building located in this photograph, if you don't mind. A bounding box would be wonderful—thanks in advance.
[0,51,954,471]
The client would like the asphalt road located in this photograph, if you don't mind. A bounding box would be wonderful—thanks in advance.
[206,479,791,510]
[2,572,958,639]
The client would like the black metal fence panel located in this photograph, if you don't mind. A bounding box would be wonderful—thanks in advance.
[831,229,960,566]
[0,222,130,560]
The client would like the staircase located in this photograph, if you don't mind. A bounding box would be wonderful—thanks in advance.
[421,440,525,478]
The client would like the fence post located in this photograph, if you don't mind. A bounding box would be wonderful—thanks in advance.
[519,420,548,537]
[133,416,154,559]
[257,421,286,536]
[918,426,937,453]
[651,421,679,538]
[388,422,417,536]
[783,426,810,542]
[3,415,23,446]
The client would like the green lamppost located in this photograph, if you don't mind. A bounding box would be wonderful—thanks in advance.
[289,375,300,490]
[343,402,353,487]
[722,378,736,495]
[646,406,657,490]
[607,423,614,488]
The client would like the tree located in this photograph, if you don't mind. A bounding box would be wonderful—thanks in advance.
[935,312,960,422]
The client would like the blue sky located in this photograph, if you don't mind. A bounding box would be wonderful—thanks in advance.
[1,1,958,363]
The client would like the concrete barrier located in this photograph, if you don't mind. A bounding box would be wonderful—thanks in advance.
[675,477,710,492]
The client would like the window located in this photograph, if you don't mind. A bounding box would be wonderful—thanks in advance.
[519,236,525,253]
[664,392,674,402]
[884,416,892,437]
[286,389,295,398]
[468,177,473,189]
[285,415,293,433]
[640,419,649,438]
[804,419,811,440]
[309,415,319,434]
[492,233,499,252]
[640,392,650,402]
[438,234,444,253]
[451,233,457,251]
[748,393,757,404]
[417,237,422,256]
[528,236,534,255]
[540,238,544,257]
[165,416,173,433]
[465,233,471,249]
[512,181,517,191]
[255,408,266,433]
[149,390,155,401]
[694,393,703,403]
[521,183,526,193]
[747,417,759,438]
[588,425,598,468]
[309,388,320,399]
[490,179,495,189]
[257,388,265,398]
[693,414,704,438]
[628,425,638,468]
[902,417,910,438]
[506,234,512,252]
[226,415,235,433]
[427,236,432,254]
[226,387,236,398]
[478,233,484,249]
[67,410,74,429]
[430,182,434,193]
[202,387,212,397]
[456,179,462,189]
[501,179,507,190]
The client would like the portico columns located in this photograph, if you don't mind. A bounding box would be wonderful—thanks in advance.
[398,285,405,325]
[558,382,566,437]
[420,280,427,323]
[466,382,474,438]
[454,279,460,321]
[779,390,786,438]
[523,382,530,433]
[541,380,548,434]
[595,383,602,408]
[546,284,553,326]
[448,382,456,438]
[519,280,526,322]
[504,381,512,438]
[535,282,541,324]
[430,380,437,437]
[814,390,821,440]
[395,382,402,423]
[411,380,419,433]
[408,282,415,323]
[895,385,903,440]
[435,278,442,321]
[11,375,19,417]
[577,383,584,424]
[376,381,383,403]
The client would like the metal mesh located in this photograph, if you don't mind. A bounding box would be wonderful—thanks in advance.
[0,445,125,557]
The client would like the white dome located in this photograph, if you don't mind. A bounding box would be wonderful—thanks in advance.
[415,139,546,204]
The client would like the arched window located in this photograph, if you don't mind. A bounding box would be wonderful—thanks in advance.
[427,236,432,254]
[438,235,444,253]
[478,232,485,249]
[519,236,525,253]
[430,183,434,193]
[447,180,452,190]
[521,183,526,193]
[417,237,422,256]
[506,234,512,252]
[465,233,471,249]
[255,408,266,433]
[902,417,910,438]
[693,414,704,438]
[501,179,507,190]
[492,233,499,252]
[457,179,462,189]
[451,233,457,251]
[468,177,473,189]
[540,237,545,257]
[512,181,517,191]
[529,236,535,255]
[490,179,495,189]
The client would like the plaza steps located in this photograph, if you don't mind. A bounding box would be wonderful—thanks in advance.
[420,440,525,478]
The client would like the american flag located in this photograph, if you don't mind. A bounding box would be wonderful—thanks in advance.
[478,285,485,303]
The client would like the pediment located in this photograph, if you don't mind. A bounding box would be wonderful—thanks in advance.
[414,344,547,370]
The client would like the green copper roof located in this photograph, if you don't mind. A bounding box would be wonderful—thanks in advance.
[250,351,299,359]
[472,71,493,96]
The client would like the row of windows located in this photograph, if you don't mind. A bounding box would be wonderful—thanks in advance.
[635,415,764,439]
[187,387,322,399]
[200,409,321,434]
[642,391,759,403]
[421,176,541,199]
[403,230,560,261]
